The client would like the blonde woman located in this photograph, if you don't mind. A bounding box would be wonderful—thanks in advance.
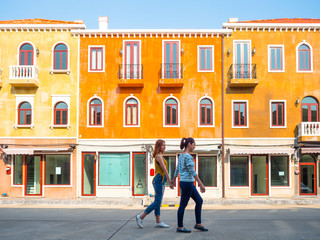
[136,139,173,228]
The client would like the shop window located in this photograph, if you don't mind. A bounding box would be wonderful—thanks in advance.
[271,156,289,186]
[54,43,68,70]
[45,155,70,185]
[230,156,248,186]
[99,153,130,186]
[164,156,176,187]
[13,155,23,185]
[198,156,217,187]
[18,102,32,125]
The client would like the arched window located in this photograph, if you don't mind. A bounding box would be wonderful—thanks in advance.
[165,98,178,125]
[54,44,68,70]
[126,98,138,125]
[301,97,318,122]
[19,43,33,65]
[18,102,32,125]
[298,44,311,71]
[54,102,68,125]
[200,98,213,125]
[89,99,102,126]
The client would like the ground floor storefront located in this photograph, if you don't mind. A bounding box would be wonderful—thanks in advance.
[0,138,77,198]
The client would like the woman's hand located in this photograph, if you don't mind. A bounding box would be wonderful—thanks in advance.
[169,181,175,189]
[199,184,206,193]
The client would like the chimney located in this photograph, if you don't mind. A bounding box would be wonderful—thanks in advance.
[228,18,239,23]
[99,16,109,31]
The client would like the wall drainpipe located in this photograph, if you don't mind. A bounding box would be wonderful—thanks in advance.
[221,34,225,199]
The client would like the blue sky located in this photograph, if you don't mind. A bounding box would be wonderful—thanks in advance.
[1,0,320,29]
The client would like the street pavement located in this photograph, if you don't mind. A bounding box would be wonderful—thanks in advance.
[0,206,320,240]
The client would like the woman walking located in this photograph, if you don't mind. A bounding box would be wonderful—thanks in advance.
[136,139,173,229]
[172,137,208,233]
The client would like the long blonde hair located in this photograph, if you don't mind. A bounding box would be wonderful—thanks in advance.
[153,139,165,158]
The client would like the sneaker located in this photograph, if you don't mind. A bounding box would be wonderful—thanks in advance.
[155,221,169,228]
[136,214,143,229]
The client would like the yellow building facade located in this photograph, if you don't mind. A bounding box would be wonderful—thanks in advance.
[0,19,85,198]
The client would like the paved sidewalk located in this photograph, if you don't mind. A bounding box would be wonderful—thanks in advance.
[1,196,320,208]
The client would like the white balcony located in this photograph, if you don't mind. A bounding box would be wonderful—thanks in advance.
[297,122,320,142]
[9,65,39,87]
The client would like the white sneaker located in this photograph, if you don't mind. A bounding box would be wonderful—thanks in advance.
[136,214,143,229]
[155,221,169,228]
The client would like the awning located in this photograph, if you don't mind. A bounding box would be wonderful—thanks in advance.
[3,148,34,155]
[3,148,70,155]
[228,148,294,155]
[301,148,320,154]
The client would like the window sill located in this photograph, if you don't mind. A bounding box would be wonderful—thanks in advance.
[87,125,104,128]
[50,125,70,130]
[50,69,70,75]
[14,125,34,129]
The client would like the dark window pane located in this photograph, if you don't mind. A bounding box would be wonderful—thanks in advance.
[56,111,61,124]
[166,106,171,124]
[230,156,248,186]
[199,156,216,186]
[62,111,67,124]
[271,156,288,186]
[201,106,206,124]
[172,106,177,124]
[14,155,23,185]
[45,155,70,185]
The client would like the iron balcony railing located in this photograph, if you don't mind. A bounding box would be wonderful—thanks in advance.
[118,64,143,79]
[160,63,183,79]
[228,64,256,79]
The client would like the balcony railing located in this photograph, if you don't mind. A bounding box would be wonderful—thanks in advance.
[118,64,144,88]
[9,65,39,87]
[118,64,143,79]
[160,63,183,79]
[228,64,258,88]
[298,122,320,137]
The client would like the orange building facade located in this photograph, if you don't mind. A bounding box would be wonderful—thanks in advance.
[74,17,230,199]
[223,18,320,198]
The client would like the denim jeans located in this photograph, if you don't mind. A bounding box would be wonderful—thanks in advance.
[177,181,203,227]
[144,174,166,216]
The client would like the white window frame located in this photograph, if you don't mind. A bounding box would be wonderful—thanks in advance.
[296,41,313,73]
[88,45,105,72]
[50,41,70,74]
[269,100,287,128]
[268,45,285,72]
[87,95,104,128]
[231,100,249,128]
[198,95,215,127]
[163,94,180,127]
[197,45,214,72]
[50,95,71,129]
[123,94,140,128]
[14,95,34,129]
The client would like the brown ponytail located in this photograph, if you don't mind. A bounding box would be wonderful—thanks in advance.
[180,137,195,150]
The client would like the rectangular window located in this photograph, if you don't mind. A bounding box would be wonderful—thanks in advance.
[198,156,217,187]
[269,46,284,71]
[99,153,130,185]
[89,46,104,72]
[198,46,214,72]
[271,156,289,186]
[14,155,23,185]
[163,41,180,79]
[233,102,247,127]
[124,41,140,79]
[164,156,176,187]
[230,156,248,186]
[271,102,285,127]
[45,155,70,185]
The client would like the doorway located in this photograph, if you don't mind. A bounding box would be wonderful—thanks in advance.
[251,155,269,196]
[82,153,96,196]
[132,153,146,196]
[299,155,316,195]
[25,155,42,196]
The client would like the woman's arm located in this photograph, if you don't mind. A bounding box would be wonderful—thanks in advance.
[156,155,171,183]
[194,175,206,193]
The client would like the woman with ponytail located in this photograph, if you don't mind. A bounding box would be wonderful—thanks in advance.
[136,139,174,229]
[172,137,208,233]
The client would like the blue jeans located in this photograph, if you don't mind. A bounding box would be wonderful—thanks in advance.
[177,181,203,227]
[144,174,166,216]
